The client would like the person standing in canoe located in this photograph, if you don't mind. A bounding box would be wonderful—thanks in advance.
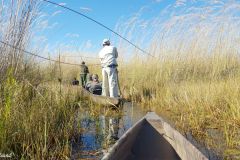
[80,61,89,87]
[99,39,119,97]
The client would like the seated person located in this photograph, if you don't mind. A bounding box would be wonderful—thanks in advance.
[85,74,93,90]
[89,74,102,95]
[72,77,79,85]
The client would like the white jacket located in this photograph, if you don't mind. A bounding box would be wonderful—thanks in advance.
[99,45,118,68]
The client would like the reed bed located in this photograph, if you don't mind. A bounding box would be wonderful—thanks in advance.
[110,1,240,159]
[116,55,240,159]
[0,1,84,158]
[1,0,240,159]
[87,2,240,158]
[0,71,83,159]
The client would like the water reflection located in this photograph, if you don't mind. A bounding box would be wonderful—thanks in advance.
[71,102,146,160]
[105,117,119,145]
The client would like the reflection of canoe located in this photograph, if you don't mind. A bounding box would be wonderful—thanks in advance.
[102,112,208,160]
[80,87,123,106]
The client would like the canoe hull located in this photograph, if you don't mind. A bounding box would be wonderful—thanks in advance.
[102,112,209,160]
[80,87,123,106]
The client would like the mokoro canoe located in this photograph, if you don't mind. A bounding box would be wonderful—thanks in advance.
[80,87,123,106]
[102,112,209,160]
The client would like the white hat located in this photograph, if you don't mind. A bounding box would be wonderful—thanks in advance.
[102,38,110,45]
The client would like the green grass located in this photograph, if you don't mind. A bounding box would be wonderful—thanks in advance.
[1,0,240,159]
[0,77,83,159]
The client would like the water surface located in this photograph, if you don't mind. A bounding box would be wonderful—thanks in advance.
[71,102,147,160]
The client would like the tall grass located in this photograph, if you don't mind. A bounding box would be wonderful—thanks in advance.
[0,0,39,82]
[1,0,240,159]
[117,55,240,157]
[88,2,240,158]
[0,1,84,158]
[110,1,240,159]
[0,79,83,159]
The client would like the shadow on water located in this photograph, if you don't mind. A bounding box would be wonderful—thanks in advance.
[70,102,147,160]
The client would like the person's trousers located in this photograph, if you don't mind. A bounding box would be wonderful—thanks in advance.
[80,74,87,87]
[102,67,119,97]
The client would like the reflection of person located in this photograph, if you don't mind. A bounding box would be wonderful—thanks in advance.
[89,74,102,95]
[80,61,89,87]
[98,39,119,97]
[99,114,120,145]
[107,117,119,144]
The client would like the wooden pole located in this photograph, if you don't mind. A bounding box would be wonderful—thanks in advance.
[116,68,122,97]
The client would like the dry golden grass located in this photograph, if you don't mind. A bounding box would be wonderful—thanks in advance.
[115,55,240,158]
[1,0,240,159]
[88,1,240,158]
[84,47,240,159]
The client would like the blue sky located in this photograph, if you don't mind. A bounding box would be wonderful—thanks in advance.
[33,0,175,57]
[32,0,234,59]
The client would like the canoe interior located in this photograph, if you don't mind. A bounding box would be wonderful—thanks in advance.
[103,112,209,160]
[104,119,181,160]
